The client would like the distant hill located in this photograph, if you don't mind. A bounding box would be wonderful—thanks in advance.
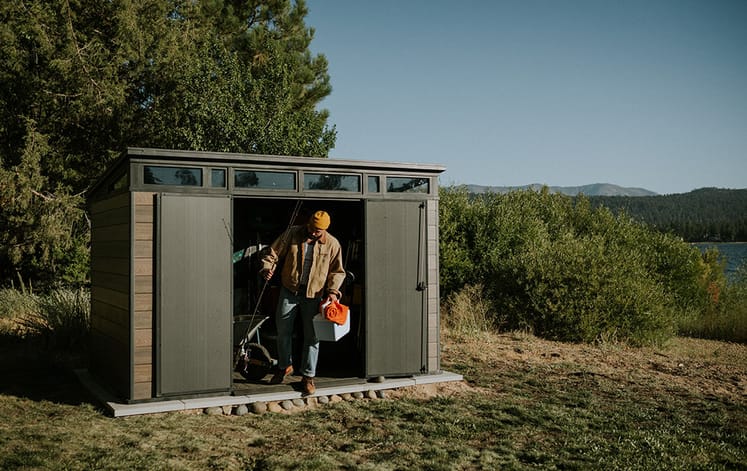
[464,183,657,197]
[588,187,747,242]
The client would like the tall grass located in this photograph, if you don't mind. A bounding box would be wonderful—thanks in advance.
[441,284,495,335]
[679,265,747,343]
[0,287,90,350]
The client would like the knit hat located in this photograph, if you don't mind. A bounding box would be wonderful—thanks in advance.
[308,210,331,230]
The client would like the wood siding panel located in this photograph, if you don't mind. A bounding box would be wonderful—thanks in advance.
[134,346,152,365]
[133,382,152,400]
[135,204,154,223]
[91,300,128,328]
[91,240,129,259]
[132,192,155,401]
[91,271,129,293]
[134,328,152,348]
[134,239,152,258]
[92,224,130,242]
[134,259,152,276]
[91,316,128,346]
[92,286,128,310]
[91,257,129,276]
[134,223,154,241]
[133,310,152,329]
[133,192,156,206]
[134,363,152,383]
[134,293,152,312]
[134,275,153,294]
[91,192,129,214]
[91,206,130,228]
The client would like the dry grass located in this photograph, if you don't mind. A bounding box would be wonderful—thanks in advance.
[1,326,745,470]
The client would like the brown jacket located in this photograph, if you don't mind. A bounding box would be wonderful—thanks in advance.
[260,225,345,298]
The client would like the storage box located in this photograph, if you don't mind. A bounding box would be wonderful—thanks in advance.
[313,311,351,341]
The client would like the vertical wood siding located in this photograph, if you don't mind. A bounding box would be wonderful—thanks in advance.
[427,200,441,373]
[132,192,155,400]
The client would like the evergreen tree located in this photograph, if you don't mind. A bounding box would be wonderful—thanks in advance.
[0,0,335,286]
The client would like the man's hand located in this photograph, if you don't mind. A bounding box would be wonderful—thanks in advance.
[325,292,338,303]
[261,268,274,281]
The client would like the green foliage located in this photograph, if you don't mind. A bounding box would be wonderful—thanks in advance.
[0,121,90,288]
[439,187,717,344]
[0,0,334,286]
[679,263,747,343]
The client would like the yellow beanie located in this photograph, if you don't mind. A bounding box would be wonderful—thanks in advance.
[309,210,331,230]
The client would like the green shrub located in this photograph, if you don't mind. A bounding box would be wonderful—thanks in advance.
[439,187,714,345]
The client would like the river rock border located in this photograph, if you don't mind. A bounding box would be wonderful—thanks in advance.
[200,389,388,416]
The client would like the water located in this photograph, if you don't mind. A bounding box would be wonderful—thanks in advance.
[694,242,747,281]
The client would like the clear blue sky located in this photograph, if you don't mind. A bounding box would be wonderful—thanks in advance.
[305,0,747,195]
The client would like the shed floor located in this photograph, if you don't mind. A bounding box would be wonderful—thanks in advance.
[75,369,463,418]
[232,371,372,396]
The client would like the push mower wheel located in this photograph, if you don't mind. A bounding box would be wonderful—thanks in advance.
[237,343,274,381]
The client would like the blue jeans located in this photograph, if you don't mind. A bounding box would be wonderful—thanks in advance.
[275,287,320,377]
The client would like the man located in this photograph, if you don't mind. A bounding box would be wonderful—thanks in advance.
[260,210,345,395]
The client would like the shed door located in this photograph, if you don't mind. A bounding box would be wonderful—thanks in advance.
[157,194,232,396]
[365,200,426,377]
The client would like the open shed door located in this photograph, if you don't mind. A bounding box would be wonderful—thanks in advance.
[157,194,232,396]
[365,200,426,377]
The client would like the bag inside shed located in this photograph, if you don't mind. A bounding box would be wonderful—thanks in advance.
[232,197,366,385]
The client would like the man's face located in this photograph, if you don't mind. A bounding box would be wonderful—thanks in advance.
[307,226,324,240]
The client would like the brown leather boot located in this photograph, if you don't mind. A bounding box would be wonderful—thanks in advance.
[268,365,293,384]
[301,375,315,395]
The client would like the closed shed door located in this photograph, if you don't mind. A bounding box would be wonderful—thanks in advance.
[157,194,232,396]
[365,200,425,377]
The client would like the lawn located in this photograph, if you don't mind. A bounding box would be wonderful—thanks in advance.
[1,330,745,470]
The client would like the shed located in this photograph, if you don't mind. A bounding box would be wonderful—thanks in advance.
[88,147,446,403]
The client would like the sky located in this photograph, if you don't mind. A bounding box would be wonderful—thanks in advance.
[304,0,747,195]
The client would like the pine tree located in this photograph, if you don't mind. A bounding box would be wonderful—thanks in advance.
[0,0,336,286]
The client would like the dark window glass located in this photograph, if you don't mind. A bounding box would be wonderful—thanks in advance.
[211,169,226,188]
[144,166,202,186]
[368,176,380,193]
[386,177,430,193]
[304,173,360,192]
[235,170,295,190]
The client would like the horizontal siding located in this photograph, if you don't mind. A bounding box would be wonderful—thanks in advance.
[91,240,129,259]
[91,257,129,276]
[91,192,129,215]
[91,271,128,293]
[90,191,131,401]
[90,332,129,399]
[91,206,129,229]
[91,286,128,310]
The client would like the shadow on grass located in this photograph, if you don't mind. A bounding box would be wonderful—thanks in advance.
[0,333,100,409]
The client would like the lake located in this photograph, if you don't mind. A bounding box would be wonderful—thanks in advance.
[694,242,747,281]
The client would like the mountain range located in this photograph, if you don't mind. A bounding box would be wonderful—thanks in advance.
[463,183,658,197]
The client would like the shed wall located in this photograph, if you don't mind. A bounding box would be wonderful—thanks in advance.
[426,199,440,373]
[133,192,155,399]
[90,192,131,398]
